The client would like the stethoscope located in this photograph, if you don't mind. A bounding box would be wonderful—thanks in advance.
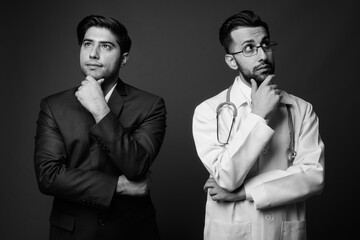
[216,85,297,162]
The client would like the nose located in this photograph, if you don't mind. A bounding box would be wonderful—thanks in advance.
[257,46,268,61]
[89,45,99,59]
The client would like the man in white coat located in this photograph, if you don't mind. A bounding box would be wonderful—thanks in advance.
[192,10,324,240]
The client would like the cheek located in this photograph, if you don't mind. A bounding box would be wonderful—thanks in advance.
[79,51,87,64]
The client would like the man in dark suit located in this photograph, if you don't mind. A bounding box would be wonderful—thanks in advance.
[34,15,166,240]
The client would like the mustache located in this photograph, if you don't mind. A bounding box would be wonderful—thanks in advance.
[254,62,273,71]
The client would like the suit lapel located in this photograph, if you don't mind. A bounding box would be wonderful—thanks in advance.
[107,79,126,118]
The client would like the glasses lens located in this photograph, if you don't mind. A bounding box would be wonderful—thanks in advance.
[266,42,277,51]
[243,45,256,57]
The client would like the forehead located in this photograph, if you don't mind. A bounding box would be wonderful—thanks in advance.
[230,26,268,45]
[84,26,119,44]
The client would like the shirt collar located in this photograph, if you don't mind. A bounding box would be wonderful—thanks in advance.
[105,83,117,103]
[229,76,251,108]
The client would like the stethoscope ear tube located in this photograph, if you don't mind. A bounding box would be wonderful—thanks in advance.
[286,104,297,162]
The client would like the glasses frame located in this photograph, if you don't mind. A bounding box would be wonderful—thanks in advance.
[229,41,278,57]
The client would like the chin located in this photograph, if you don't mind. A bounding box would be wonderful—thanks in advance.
[86,72,104,80]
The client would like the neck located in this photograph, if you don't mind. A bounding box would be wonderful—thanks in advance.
[102,77,118,96]
[238,74,251,88]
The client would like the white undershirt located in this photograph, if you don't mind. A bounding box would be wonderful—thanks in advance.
[104,83,117,103]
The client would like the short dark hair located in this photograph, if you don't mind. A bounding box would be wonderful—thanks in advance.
[219,10,270,53]
[77,15,132,54]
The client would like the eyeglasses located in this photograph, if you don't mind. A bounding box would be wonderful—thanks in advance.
[229,41,277,57]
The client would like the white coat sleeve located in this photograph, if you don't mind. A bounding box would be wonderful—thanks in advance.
[244,102,325,209]
[192,102,274,191]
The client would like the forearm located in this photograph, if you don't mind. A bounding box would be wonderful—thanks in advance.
[34,100,117,209]
[34,149,118,208]
[194,109,274,191]
[204,177,246,202]
[90,99,166,180]
[245,104,325,209]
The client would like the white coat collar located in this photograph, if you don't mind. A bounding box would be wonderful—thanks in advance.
[229,76,292,108]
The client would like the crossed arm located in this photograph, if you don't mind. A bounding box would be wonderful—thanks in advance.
[204,177,246,202]
[194,77,324,208]
[34,77,166,209]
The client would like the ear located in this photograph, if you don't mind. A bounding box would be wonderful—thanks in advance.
[225,54,238,70]
[120,53,129,68]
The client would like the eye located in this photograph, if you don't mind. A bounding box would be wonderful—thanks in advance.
[261,41,271,49]
[243,44,256,54]
[101,44,112,50]
[83,41,92,47]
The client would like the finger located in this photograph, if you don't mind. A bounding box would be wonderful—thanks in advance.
[85,75,97,82]
[212,195,219,201]
[250,79,258,96]
[269,84,278,90]
[97,78,105,85]
[203,182,214,192]
[260,74,276,87]
[81,80,88,86]
[206,178,215,184]
[204,179,216,187]
[208,189,216,196]
[204,180,215,191]
[274,89,281,95]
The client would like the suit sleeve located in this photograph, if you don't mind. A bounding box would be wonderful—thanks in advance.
[244,103,325,209]
[34,99,118,209]
[89,97,166,180]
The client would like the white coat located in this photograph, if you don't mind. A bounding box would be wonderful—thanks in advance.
[192,77,324,240]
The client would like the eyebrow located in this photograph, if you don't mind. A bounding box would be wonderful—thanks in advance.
[241,36,270,46]
[82,39,117,47]
[241,39,255,46]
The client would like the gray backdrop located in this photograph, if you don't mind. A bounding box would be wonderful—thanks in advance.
[2,0,358,239]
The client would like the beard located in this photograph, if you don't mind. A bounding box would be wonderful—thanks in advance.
[238,61,275,86]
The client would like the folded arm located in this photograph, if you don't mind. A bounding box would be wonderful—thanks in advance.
[192,103,274,191]
[34,99,117,209]
[202,103,325,209]
[244,103,324,209]
[90,97,166,180]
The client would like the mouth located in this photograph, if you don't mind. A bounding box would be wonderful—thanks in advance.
[256,64,272,71]
[86,63,103,68]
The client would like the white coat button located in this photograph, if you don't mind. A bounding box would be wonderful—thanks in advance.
[265,215,273,222]
[262,146,270,155]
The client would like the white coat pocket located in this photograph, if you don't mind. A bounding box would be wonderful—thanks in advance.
[205,220,251,240]
[281,220,307,240]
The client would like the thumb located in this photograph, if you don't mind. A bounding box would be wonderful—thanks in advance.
[97,78,105,85]
[250,79,257,97]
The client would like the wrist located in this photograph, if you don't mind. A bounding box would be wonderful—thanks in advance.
[116,175,125,193]
[93,105,110,123]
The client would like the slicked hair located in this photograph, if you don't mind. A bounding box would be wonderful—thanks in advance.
[77,15,132,54]
[219,10,269,53]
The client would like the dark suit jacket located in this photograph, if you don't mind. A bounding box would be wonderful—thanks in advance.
[34,79,166,240]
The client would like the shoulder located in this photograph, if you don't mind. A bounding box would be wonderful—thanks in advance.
[121,82,166,114]
[194,89,228,114]
[193,89,228,123]
[123,82,163,103]
[42,87,77,103]
[40,87,78,108]
[281,91,316,116]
